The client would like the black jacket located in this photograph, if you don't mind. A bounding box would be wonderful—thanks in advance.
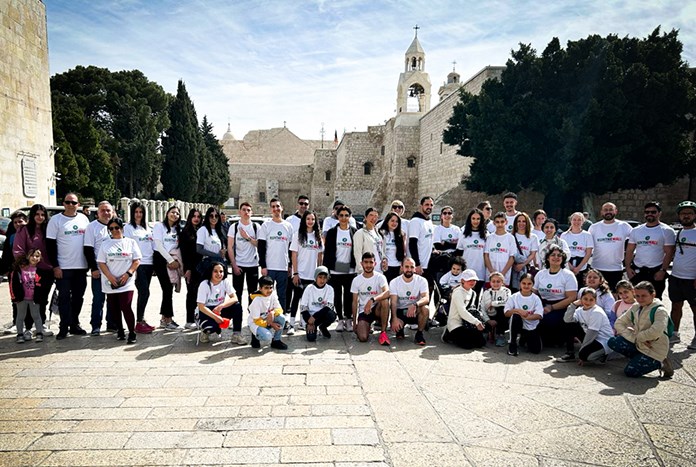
[322,225,357,271]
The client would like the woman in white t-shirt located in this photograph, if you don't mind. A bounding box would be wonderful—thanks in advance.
[180,208,203,329]
[561,212,594,285]
[290,211,324,328]
[152,206,181,330]
[378,212,407,283]
[455,208,488,296]
[531,209,547,241]
[124,201,156,334]
[511,212,539,291]
[196,261,245,345]
[537,218,571,268]
[97,218,142,344]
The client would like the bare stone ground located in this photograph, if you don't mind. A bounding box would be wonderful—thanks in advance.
[1,278,695,467]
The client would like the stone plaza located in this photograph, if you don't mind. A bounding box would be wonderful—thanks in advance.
[1,278,695,467]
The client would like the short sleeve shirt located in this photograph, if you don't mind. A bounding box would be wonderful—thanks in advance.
[389,274,429,310]
[46,212,90,269]
[350,273,388,312]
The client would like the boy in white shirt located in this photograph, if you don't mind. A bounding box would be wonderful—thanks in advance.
[351,253,390,344]
[300,266,336,342]
[247,276,288,350]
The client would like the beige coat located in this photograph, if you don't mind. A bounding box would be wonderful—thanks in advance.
[614,299,669,362]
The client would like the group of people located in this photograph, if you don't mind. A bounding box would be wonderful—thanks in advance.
[3,191,695,379]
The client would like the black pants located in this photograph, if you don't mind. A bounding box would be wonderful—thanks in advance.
[185,269,201,324]
[290,279,313,317]
[630,265,666,299]
[301,306,337,330]
[329,273,355,320]
[134,264,153,322]
[385,266,401,284]
[232,265,259,304]
[56,268,88,333]
[509,314,542,354]
[443,325,486,349]
[489,306,507,335]
[198,302,243,333]
[153,252,174,318]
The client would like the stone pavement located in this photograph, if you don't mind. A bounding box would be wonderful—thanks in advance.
[1,280,696,467]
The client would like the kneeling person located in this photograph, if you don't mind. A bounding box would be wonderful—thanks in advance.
[196,262,246,344]
[390,258,430,345]
[351,253,390,344]
[248,275,288,350]
[300,266,337,341]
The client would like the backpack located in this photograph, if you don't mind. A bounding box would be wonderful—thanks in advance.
[630,305,675,338]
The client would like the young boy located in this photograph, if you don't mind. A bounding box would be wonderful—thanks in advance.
[439,256,465,291]
[300,266,337,342]
[484,212,517,286]
[247,275,288,349]
[478,271,512,346]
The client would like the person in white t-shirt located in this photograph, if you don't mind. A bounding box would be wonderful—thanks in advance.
[299,266,336,342]
[431,206,460,294]
[376,200,410,253]
[124,202,156,334]
[322,199,357,236]
[625,201,676,299]
[247,275,287,350]
[562,288,614,364]
[289,211,324,332]
[323,205,357,333]
[505,273,544,356]
[588,202,633,290]
[227,202,260,303]
[389,258,430,346]
[351,253,390,344]
[531,209,547,241]
[561,212,594,285]
[409,196,436,298]
[353,207,386,274]
[287,195,310,234]
[84,201,116,335]
[46,193,90,339]
[502,192,520,234]
[257,198,293,317]
[152,206,182,330]
[97,218,142,344]
[537,218,571,269]
[455,208,488,295]
[511,212,539,291]
[378,212,407,283]
[484,212,516,286]
[669,201,696,348]
[196,261,246,345]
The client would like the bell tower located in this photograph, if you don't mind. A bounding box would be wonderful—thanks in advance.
[396,25,431,115]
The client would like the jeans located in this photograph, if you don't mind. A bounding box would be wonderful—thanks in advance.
[90,277,117,331]
[134,264,153,322]
[608,336,662,377]
[267,270,288,313]
[255,314,286,341]
[56,269,88,332]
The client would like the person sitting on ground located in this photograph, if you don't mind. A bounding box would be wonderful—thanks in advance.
[247,275,288,350]
[196,261,246,345]
[609,281,674,378]
[351,252,390,344]
[562,288,614,365]
[479,271,512,347]
[442,269,489,349]
[579,268,616,326]
[389,257,430,346]
[439,256,465,292]
[612,280,636,325]
[505,273,544,356]
[300,266,336,342]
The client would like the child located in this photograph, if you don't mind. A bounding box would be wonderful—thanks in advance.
[504,273,543,356]
[10,249,45,343]
[563,288,614,365]
[247,275,288,350]
[478,271,512,346]
[484,212,517,286]
[441,269,488,349]
[196,261,246,345]
[612,280,636,322]
[439,256,465,291]
[580,268,616,326]
[299,266,337,342]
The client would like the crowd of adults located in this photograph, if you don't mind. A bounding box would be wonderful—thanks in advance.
[2,191,695,379]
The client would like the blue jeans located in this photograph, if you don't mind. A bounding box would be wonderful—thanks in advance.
[56,269,88,333]
[267,270,288,313]
[255,314,286,341]
[134,264,153,322]
[90,276,118,331]
[608,336,662,377]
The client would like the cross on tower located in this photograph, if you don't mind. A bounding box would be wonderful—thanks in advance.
[413,24,420,37]
[452,60,457,72]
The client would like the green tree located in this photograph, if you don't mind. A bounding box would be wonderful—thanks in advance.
[161,80,202,201]
[444,28,696,212]
[200,116,231,205]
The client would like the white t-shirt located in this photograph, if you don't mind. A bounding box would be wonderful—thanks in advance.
[46,212,90,269]
[290,232,324,280]
[409,216,434,268]
[456,233,486,280]
[287,213,302,234]
[672,227,696,280]
[532,229,545,241]
[589,220,633,271]
[323,215,356,233]
[577,287,615,317]
[350,272,388,312]
[560,230,593,269]
[504,292,544,330]
[300,283,334,315]
[196,278,234,308]
[434,224,460,253]
[331,226,355,275]
[258,219,293,271]
[505,213,518,234]
[484,232,517,284]
[247,293,282,334]
[534,268,578,302]
[487,222,496,234]
[628,223,676,268]
[124,224,154,265]
[439,271,462,289]
[97,237,142,294]
[228,221,259,267]
[152,222,179,254]
[383,231,402,267]
[570,304,614,352]
[389,274,429,310]
[84,220,110,259]
[514,233,539,261]
[196,227,223,256]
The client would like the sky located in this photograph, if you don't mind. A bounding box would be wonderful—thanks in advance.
[45,0,696,141]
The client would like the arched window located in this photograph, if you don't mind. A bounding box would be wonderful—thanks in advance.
[407,157,416,168]
[381,145,385,156]
[363,162,373,176]
[259,192,266,203]
[325,170,331,181]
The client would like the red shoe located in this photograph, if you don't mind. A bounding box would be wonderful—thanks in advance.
[379,331,391,346]
[135,322,153,334]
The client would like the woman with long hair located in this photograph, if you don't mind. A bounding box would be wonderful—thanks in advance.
[378,212,406,283]
[152,205,181,330]
[455,208,487,295]
[561,212,594,285]
[179,208,203,330]
[511,212,539,291]
[289,210,324,332]
[124,202,156,334]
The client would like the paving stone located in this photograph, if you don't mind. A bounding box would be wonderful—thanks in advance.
[0,420,76,434]
[283,364,355,374]
[306,373,360,386]
[86,376,167,389]
[29,432,131,450]
[0,432,42,450]
[183,447,280,465]
[284,416,375,429]
[311,404,371,416]
[239,405,273,417]
[289,394,366,405]
[280,445,384,463]
[197,417,285,431]
[271,404,312,417]
[39,397,125,408]
[120,396,205,407]
[0,408,58,420]
[644,424,696,463]
[238,374,305,387]
[52,407,150,420]
[148,406,240,419]
[205,395,289,406]
[223,428,331,447]
[72,418,197,432]
[0,397,42,408]
[463,446,539,467]
[386,442,471,467]
[39,448,187,466]
[366,393,452,443]
[332,428,380,445]
[125,430,224,448]
[31,388,121,398]
[0,450,51,467]
[261,385,325,395]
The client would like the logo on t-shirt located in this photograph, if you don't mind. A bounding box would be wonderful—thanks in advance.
[474,240,479,244]
[448,234,453,238]
[522,305,528,310]
[607,233,613,238]
[573,241,578,246]
[406,291,411,296]
[367,286,372,291]
[547,283,552,288]
[497,243,501,247]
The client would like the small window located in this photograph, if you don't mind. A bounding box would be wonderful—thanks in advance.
[363,162,373,176]
[407,157,416,168]
[380,145,385,156]
[259,192,266,203]
[325,170,331,181]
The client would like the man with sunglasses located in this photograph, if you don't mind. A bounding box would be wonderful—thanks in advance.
[625,201,675,299]
[669,201,696,347]
[589,202,633,291]
[46,193,90,340]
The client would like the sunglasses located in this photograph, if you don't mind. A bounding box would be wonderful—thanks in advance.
[338,214,350,218]
[442,212,453,215]
[391,205,404,210]
[108,226,121,231]
[298,202,309,206]
[63,200,78,205]
[644,210,658,215]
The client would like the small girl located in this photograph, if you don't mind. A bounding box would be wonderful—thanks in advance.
[612,280,636,324]
[563,288,614,365]
[504,273,543,356]
[10,249,45,343]
[580,268,616,327]
[478,271,512,346]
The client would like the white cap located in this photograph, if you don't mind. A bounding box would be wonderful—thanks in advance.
[460,269,479,282]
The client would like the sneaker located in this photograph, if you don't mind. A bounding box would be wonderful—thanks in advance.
[56,331,68,340]
[271,340,288,350]
[230,332,248,345]
[16,335,25,344]
[415,331,426,346]
[143,322,156,332]
[164,322,180,331]
[35,333,44,343]
[4,325,17,335]
[335,320,345,333]
[42,329,54,337]
[557,352,576,363]
[91,329,100,336]
[345,319,353,333]
[378,331,391,346]
[170,320,180,327]
[135,322,152,334]
[106,327,118,333]
[495,335,507,347]
[69,325,87,336]
[251,334,260,348]
[669,331,681,344]
[23,330,33,341]
[159,319,167,329]
[296,320,306,331]
[127,332,136,344]
[396,328,405,339]
[507,347,519,356]
[687,337,696,351]
[199,331,210,343]
[408,324,419,330]
[319,325,331,339]
[184,322,198,330]
[306,329,317,342]
[504,329,511,344]
[661,357,674,378]
[286,324,296,336]
[117,330,126,341]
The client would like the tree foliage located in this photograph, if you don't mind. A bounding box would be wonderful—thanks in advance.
[200,116,231,205]
[444,28,696,200]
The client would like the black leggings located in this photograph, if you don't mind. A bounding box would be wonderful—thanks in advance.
[153,252,174,318]
[509,314,542,354]
[290,279,313,317]
[185,269,201,324]
[443,325,486,349]
[232,266,259,304]
[329,273,355,320]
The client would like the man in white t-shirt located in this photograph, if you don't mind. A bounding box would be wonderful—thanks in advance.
[484,212,517,286]
[227,202,260,303]
[625,201,676,299]
[409,196,435,299]
[669,201,696,347]
[84,201,117,335]
[287,195,309,233]
[389,258,430,346]
[351,253,390,344]
[46,193,91,340]
[257,198,293,316]
[503,192,520,234]
[588,202,633,290]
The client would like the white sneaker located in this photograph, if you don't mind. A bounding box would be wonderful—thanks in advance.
[296,320,305,331]
[286,324,296,336]
[42,329,54,337]
[230,332,248,345]
[335,320,345,332]
[23,331,33,341]
[669,331,681,344]
[199,331,210,343]
[687,337,696,351]
[4,325,17,335]
[345,319,353,333]
[184,322,198,330]
[164,322,180,331]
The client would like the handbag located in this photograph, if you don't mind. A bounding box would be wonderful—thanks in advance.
[462,292,485,330]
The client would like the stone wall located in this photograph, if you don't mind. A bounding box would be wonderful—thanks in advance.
[0,0,56,212]
[309,149,337,218]
[229,163,313,216]
[333,128,383,214]
[376,118,420,214]
[222,127,318,165]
